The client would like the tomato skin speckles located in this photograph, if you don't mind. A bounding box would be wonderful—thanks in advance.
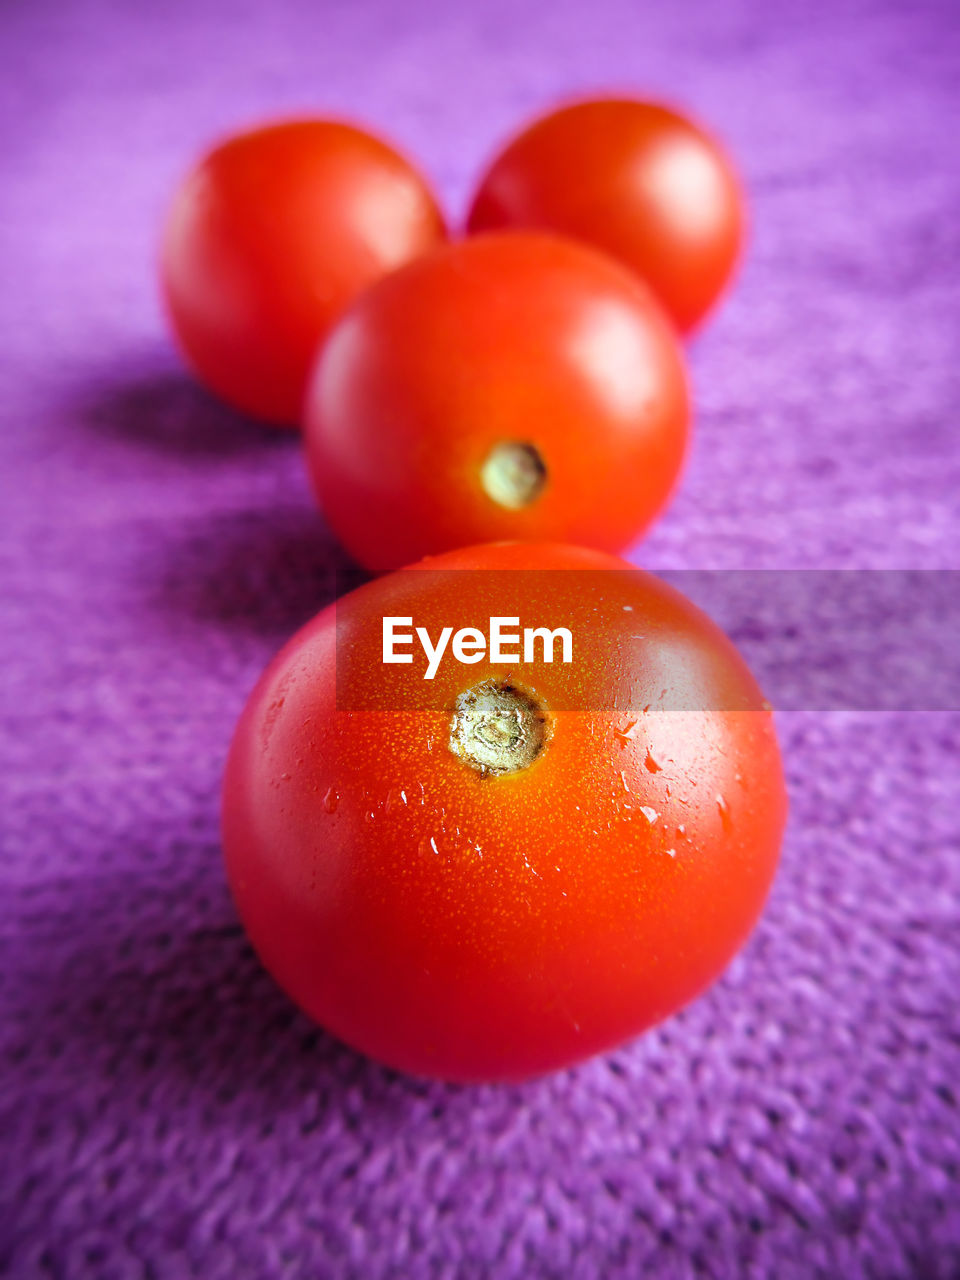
[222,542,786,1082]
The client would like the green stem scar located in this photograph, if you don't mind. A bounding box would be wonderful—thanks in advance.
[481,442,547,509]
[449,680,551,776]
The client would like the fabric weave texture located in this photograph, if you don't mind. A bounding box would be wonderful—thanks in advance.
[1,0,958,1276]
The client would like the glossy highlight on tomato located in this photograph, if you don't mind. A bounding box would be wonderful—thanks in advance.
[160,119,446,425]
[222,542,786,1082]
[303,232,690,570]
[467,99,744,333]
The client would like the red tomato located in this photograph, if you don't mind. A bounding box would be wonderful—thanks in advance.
[160,119,446,425]
[303,232,689,570]
[467,99,745,333]
[222,542,786,1082]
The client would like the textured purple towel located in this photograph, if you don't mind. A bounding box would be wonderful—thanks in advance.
[2,0,959,1276]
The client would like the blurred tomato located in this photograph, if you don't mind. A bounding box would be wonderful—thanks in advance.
[304,231,689,569]
[160,119,446,425]
[467,99,744,332]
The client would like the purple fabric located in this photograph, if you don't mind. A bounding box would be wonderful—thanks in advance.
[2,0,959,1275]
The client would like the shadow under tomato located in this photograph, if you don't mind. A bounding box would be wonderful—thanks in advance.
[146,501,369,639]
[76,360,296,458]
[72,354,372,635]
[8,860,527,1136]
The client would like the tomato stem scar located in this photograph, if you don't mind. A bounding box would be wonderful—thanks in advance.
[480,442,547,509]
[449,680,551,776]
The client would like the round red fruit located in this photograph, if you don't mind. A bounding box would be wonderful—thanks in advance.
[160,119,446,425]
[222,542,786,1082]
[304,232,689,570]
[467,99,744,332]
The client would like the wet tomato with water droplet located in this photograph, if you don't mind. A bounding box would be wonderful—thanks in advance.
[222,543,786,1081]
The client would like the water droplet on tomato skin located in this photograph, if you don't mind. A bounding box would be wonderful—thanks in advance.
[321,786,339,814]
[385,786,409,815]
[639,806,659,825]
[418,835,440,858]
[716,794,733,834]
